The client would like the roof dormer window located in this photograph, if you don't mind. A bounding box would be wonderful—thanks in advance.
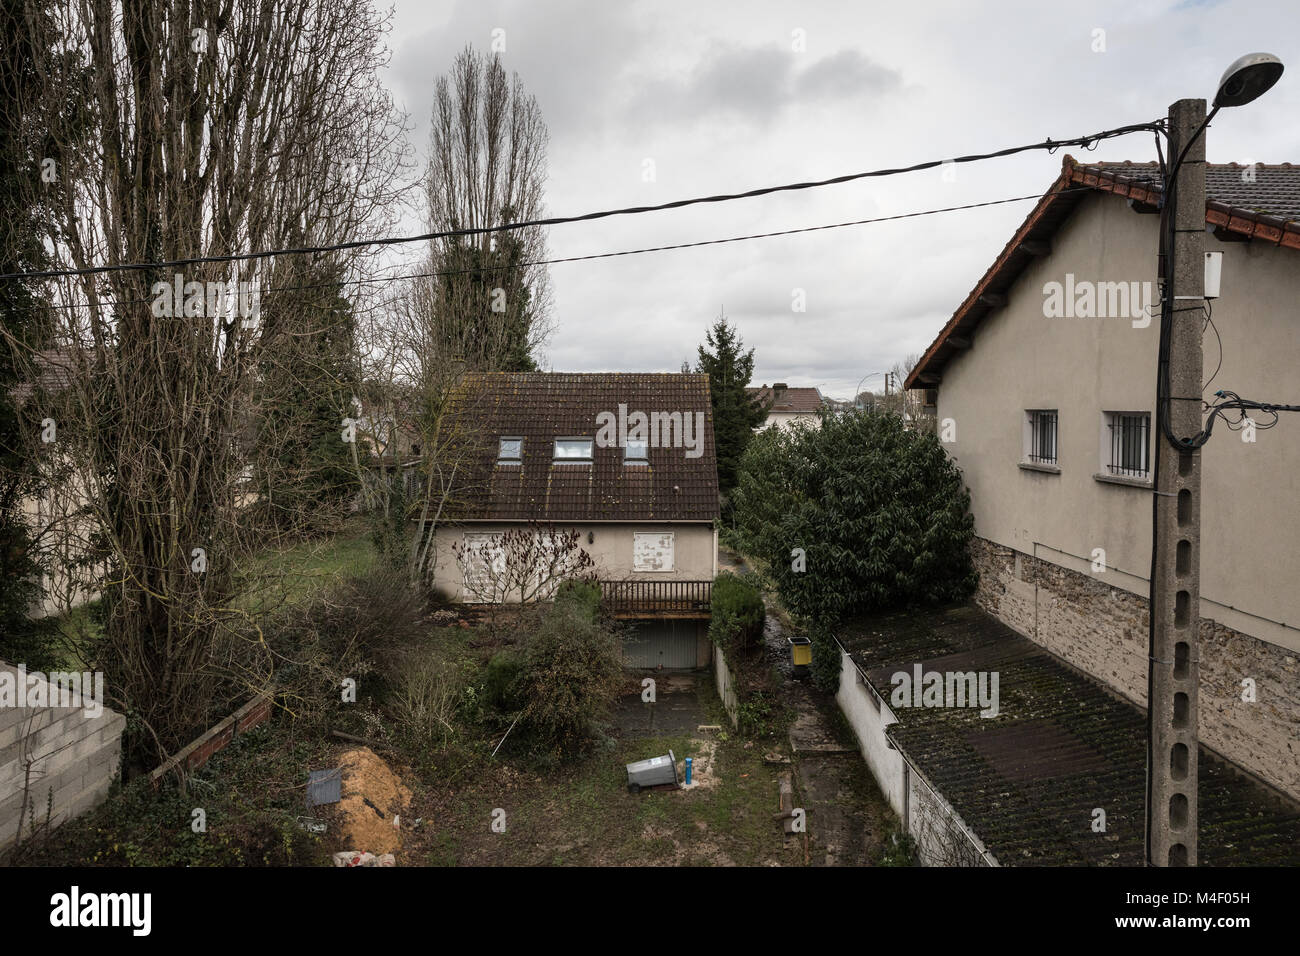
[498,437,523,465]
[624,438,648,464]
[553,437,593,462]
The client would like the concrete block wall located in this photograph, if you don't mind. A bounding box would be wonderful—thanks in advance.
[0,663,125,850]
[970,537,1300,801]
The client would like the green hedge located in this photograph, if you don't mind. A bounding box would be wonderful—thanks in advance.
[709,571,765,650]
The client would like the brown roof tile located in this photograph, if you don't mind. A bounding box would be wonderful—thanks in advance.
[443,372,719,522]
[746,385,824,414]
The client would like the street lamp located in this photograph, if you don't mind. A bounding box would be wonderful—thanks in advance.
[1146,52,1282,869]
[853,371,886,411]
[1213,52,1284,108]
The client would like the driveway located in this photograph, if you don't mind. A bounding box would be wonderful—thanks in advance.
[614,672,707,738]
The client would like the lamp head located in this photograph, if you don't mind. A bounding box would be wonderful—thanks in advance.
[1214,53,1284,108]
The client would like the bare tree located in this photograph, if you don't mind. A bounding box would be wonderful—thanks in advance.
[453,524,596,607]
[424,44,553,370]
[347,46,556,590]
[0,0,411,762]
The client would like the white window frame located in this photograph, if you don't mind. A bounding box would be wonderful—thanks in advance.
[624,437,649,464]
[498,436,523,465]
[553,437,593,462]
[1101,410,1151,479]
[1022,409,1059,466]
[633,531,675,572]
[461,532,507,602]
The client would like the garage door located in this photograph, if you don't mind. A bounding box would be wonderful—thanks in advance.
[622,620,699,670]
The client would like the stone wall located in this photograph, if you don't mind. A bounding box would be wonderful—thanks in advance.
[0,663,125,851]
[970,537,1300,801]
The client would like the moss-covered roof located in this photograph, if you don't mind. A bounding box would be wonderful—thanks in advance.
[837,604,1300,866]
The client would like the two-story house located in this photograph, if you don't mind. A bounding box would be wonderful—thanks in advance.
[906,155,1300,801]
[428,371,720,670]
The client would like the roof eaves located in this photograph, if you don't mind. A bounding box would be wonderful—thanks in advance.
[905,160,1082,390]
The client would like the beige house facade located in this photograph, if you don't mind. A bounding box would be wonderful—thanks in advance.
[427,372,721,670]
[908,157,1300,800]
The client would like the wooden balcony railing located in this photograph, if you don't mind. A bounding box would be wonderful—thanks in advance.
[598,579,712,618]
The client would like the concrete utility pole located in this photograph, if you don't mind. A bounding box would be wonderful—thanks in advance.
[1147,97,1206,867]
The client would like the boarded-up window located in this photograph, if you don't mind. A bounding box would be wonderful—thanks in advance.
[461,533,507,602]
[633,532,674,572]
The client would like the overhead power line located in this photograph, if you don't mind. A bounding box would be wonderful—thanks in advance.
[24,187,1093,313]
[0,121,1163,282]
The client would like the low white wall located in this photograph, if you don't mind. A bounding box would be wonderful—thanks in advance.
[834,648,905,817]
[712,644,739,729]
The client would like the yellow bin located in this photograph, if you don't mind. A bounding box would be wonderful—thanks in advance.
[788,635,812,668]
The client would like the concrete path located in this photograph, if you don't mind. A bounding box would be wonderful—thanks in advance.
[722,547,886,866]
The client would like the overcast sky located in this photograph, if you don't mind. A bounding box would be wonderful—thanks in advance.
[378,0,1298,400]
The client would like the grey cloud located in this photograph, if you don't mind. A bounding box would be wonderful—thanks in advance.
[627,43,902,128]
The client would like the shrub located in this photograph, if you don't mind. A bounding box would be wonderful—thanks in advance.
[385,650,469,749]
[482,650,523,713]
[709,571,765,649]
[511,599,622,757]
[808,620,843,694]
[265,564,427,729]
[732,410,977,626]
[554,578,602,622]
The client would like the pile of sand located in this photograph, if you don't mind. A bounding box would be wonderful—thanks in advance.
[329,747,412,856]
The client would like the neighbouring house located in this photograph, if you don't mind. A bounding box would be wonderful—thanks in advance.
[9,349,101,617]
[428,372,720,670]
[746,383,824,430]
[904,155,1300,803]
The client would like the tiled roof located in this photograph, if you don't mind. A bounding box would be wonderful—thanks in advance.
[443,372,719,522]
[746,385,824,414]
[907,156,1300,389]
[837,603,1300,866]
[8,348,82,404]
[1076,159,1300,223]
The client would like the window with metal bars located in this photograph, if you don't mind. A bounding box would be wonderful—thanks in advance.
[1025,409,1058,465]
[1105,412,1150,478]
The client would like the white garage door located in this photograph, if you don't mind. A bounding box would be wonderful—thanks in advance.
[622,620,699,670]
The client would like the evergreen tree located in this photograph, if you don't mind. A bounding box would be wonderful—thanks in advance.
[694,314,766,494]
[254,259,361,534]
[0,0,58,667]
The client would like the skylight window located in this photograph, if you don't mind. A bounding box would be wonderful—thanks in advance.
[624,438,648,464]
[498,437,523,464]
[553,438,593,461]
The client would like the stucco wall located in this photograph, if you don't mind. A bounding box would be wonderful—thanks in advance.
[936,190,1300,655]
[834,649,906,817]
[761,411,819,432]
[933,189,1300,799]
[430,521,718,601]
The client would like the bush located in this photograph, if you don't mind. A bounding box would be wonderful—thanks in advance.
[709,571,765,649]
[808,621,843,694]
[553,578,602,622]
[265,564,428,729]
[732,410,976,626]
[511,599,622,757]
[482,650,522,713]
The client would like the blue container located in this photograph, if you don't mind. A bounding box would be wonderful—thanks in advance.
[684,757,693,785]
